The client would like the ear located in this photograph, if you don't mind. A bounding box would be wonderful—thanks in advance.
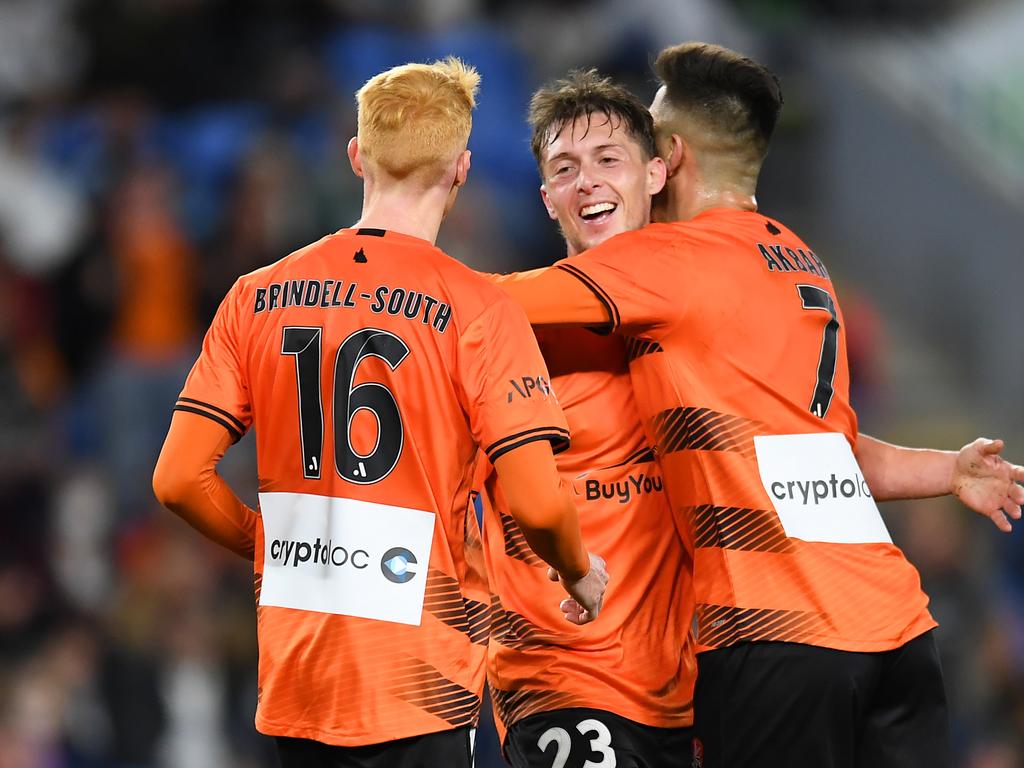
[347,137,363,178]
[646,155,667,196]
[539,185,558,221]
[454,149,471,187]
[662,133,684,178]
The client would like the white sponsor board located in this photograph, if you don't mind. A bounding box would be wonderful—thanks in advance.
[754,433,892,545]
[258,492,435,625]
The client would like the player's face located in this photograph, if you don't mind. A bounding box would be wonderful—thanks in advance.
[539,112,665,255]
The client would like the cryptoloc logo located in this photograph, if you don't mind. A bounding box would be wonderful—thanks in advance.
[269,537,369,569]
[768,472,872,506]
[380,547,418,583]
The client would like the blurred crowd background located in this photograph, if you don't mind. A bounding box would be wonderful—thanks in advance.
[1,0,1022,766]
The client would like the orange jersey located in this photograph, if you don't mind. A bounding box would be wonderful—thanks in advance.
[482,327,695,739]
[557,208,935,654]
[176,227,569,746]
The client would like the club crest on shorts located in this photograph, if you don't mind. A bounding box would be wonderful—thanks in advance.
[691,737,704,768]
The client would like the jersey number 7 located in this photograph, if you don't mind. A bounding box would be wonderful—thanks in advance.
[797,284,840,419]
[281,326,409,484]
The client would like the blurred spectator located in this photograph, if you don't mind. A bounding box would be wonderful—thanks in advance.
[0,0,83,101]
[97,163,198,518]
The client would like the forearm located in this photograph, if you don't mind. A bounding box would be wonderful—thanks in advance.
[487,268,611,327]
[492,440,590,580]
[856,434,955,502]
[512,482,590,581]
[160,469,257,560]
[153,411,258,560]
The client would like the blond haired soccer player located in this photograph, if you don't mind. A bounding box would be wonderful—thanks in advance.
[480,70,696,768]
[153,57,608,768]
[494,44,1024,768]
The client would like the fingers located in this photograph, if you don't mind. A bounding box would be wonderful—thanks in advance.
[559,598,588,625]
[991,509,1012,533]
[547,567,560,582]
[556,553,609,625]
[560,575,603,624]
[1009,482,1024,506]
[1011,465,1024,484]
[566,605,598,624]
[560,598,580,613]
[980,438,1004,455]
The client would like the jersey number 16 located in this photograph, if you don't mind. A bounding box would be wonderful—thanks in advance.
[281,326,409,484]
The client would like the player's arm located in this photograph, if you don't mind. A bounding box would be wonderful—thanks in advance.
[459,293,608,622]
[492,439,608,624]
[492,230,677,334]
[492,438,588,577]
[152,410,257,560]
[856,433,1024,532]
[488,268,611,327]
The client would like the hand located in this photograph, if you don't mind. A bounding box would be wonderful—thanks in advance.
[547,553,608,625]
[950,438,1024,533]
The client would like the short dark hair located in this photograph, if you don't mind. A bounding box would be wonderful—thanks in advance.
[528,69,656,172]
[654,42,783,158]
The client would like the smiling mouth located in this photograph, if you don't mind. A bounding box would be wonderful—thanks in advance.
[580,202,617,223]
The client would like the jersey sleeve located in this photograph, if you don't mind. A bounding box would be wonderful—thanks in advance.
[175,279,252,441]
[457,296,570,463]
[554,228,680,334]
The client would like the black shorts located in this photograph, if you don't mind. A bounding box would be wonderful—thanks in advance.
[275,726,473,768]
[505,707,694,768]
[693,629,950,768]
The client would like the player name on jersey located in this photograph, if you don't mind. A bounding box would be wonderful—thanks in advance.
[253,279,452,333]
[756,242,830,279]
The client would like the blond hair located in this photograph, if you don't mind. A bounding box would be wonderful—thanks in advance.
[356,57,480,180]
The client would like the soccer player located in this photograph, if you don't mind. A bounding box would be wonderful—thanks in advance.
[151,58,609,768]
[493,44,1024,767]
[481,71,695,767]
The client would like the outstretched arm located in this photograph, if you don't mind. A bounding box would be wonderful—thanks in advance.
[490,268,612,327]
[856,434,1024,532]
[153,411,258,559]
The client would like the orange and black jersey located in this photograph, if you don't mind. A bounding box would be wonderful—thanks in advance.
[545,209,935,654]
[482,327,695,740]
[176,227,569,746]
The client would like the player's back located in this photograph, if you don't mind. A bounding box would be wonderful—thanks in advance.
[187,227,567,746]
[563,208,934,654]
[246,228,487,509]
[482,328,694,738]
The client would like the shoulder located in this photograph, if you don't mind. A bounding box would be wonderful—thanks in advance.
[578,223,686,264]
[235,234,334,289]
[430,249,519,321]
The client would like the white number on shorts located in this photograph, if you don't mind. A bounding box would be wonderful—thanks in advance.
[577,719,617,768]
[536,719,618,768]
[538,727,571,768]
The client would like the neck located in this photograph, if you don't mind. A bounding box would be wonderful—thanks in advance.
[659,176,757,224]
[676,184,756,221]
[655,149,761,222]
[355,180,450,244]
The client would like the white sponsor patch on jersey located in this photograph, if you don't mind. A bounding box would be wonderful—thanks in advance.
[754,433,892,545]
[258,492,435,625]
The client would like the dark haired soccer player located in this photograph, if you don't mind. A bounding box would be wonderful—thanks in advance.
[480,70,695,768]
[495,43,1024,768]
[152,57,608,768]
